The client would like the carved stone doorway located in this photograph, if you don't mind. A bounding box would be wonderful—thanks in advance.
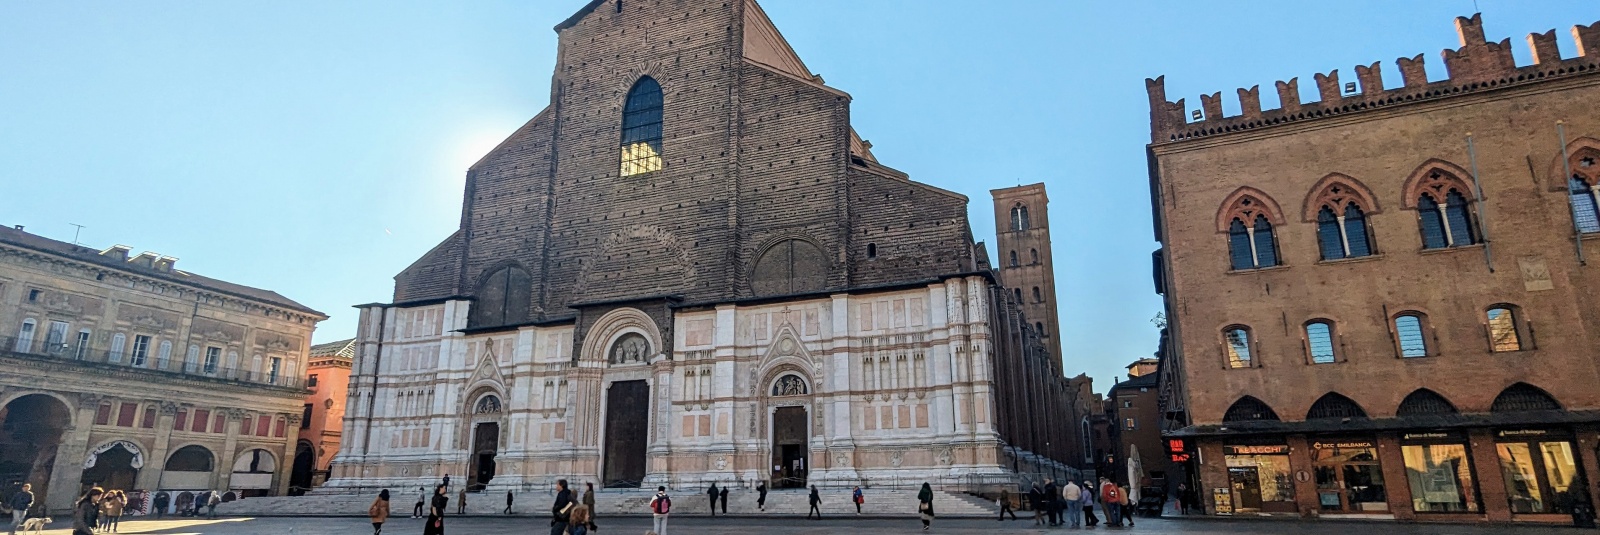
[469,422,499,491]
[771,406,808,488]
[602,380,649,488]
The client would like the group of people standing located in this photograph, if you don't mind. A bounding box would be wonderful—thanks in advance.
[374,477,597,535]
[1028,478,1135,528]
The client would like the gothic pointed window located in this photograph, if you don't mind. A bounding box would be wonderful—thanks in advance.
[1251,215,1279,266]
[1227,219,1253,270]
[1444,191,1477,246]
[1407,166,1480,249]
[1569,176,1600,234]
[1316,207,1344,260]
[1343,203,1372,256]
[619,76,663,176]
[1222,396,1278,422]
[1307,393,1367,419]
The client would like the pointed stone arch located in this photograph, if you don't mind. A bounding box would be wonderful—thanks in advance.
[1490,382,1562,412]
[1221,395,1279,422]
[1214,186,1287,233]
[1396,388,1458,416]
[1401,159,1477,209]
[1301,173,1382,222]
[1306,392,1368,420]
[1547,135,1600,190]
[753,324,819,397]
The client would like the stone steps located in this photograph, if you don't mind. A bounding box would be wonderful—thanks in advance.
[216,488,997,518]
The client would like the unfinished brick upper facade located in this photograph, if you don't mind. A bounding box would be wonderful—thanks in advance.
[1151,14,1600,524]
[330,0,1076,492]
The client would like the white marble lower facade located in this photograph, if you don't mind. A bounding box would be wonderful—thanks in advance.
[326,275,1031,490]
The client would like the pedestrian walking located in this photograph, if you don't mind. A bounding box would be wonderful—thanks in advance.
[1099,478,1122,527]
[1119,484,1135,527]
[997,487,1017,520]
[755,481,767,511]
[549,479,574,535]
[7,483,33,535]
[456,488,466,515]
[1081,481,1098,527]
[192,492,206,520]
[1027,483,1043,525]
[568,504,591,535]
[152,492,168,520]
[1042,479,1058,526]
[1062,480,1082,528]
[852,486,864,515]
[442,474,451,490]
[206,491,220,519]
[718,486,728,515]
[368,489,391,535]
[71,487,103,535]
[102,490,126,532]
[807,485,821,519]
[504,490,514,515]
[424,484,448,535]
[705,483,718,517]
[1176,483,1193,515]
[413,488,425,519]
[581,482,597,531]
[648,486,672,535]
[916,482,935,531]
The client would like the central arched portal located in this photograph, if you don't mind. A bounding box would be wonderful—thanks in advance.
[0,394,71,509]
[771,406,808,488]
[470,422,499,490]
[81,441,141,492]
[288,440,315,495]
[602,380,650,488]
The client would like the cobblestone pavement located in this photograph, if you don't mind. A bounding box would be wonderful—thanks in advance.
[21,515,1583,535]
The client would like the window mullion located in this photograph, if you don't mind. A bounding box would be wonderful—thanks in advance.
[1336,215,1351,256]
[1246,227,1259,267]
[1438,210,1456,246]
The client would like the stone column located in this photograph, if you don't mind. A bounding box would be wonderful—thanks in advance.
[276,413,303,495]
[44,394,103,513]
[136,402,180,491]
[215,409,244,492]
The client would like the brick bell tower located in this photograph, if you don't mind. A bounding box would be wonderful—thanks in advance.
[992,183,1064,369]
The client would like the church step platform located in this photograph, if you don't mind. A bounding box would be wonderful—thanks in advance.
[215,488,999,518]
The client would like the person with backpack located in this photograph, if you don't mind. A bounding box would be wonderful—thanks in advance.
[852,486,864,515]
[648,486,671,535]
[1100,478,1122,527]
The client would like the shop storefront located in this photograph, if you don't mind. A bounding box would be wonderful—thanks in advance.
[1399,431,1480,514]
[1223,443,1296,513]
[1495,428,1587,515]
[1311,438,1388,513]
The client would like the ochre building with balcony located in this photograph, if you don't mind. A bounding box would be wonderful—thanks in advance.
[0,225,324,514]
[1150,14,1600,525]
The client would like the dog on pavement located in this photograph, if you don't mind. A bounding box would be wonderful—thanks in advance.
[20,517,52,534]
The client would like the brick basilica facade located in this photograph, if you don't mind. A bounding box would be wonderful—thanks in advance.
[325,0,1075,492]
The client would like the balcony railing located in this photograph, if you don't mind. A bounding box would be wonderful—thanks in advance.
[2,335,303,390]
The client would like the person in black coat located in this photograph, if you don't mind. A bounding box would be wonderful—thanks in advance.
[423,485,447,535]
[807,486,822,520]
[756,481,768,511]
[550,479,573,535]
[718,486,728,514]
[152,492,169,519]
[1042,479,1059,526]
[706,483,718,517]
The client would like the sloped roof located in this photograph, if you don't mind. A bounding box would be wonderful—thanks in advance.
[741,0,811,80]
[309,338,356,359]
[0,225,323,316]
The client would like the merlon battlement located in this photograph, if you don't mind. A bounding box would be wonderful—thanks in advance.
[1147,14,1600,144]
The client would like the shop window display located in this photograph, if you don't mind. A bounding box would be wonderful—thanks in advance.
[1401,442,1479,513]
[1313,440,1388,512]
[1496,433,1583,514]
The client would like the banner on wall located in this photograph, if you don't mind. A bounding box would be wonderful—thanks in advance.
[84,440,145,469]
[1212,488,1233,515]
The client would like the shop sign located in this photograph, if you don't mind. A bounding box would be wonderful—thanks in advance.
[1401,431,1459,441]
[1496,429,1552,439]
[1311,440,1374,449]
[1223,444,1288,455]
[1213,488,1233,515]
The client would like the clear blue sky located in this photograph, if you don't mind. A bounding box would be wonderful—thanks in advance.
[3,1,1594,393]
